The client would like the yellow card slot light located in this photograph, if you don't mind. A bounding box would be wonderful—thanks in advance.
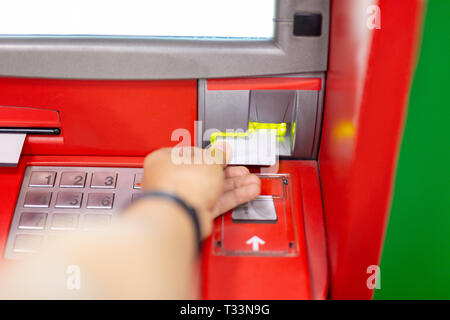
[210,131,249,145]
[210,122,287,144]
[248,122,287,136]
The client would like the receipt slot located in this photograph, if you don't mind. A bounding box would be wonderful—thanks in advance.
[212,175,297,256]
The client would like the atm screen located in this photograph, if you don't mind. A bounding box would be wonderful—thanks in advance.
[0,0,275,39]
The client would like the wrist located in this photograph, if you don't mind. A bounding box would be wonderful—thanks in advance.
[127,197,197,251]
[131,190,207,248]
[143,184,212,239]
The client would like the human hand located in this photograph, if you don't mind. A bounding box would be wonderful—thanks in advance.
[142,145,260,238]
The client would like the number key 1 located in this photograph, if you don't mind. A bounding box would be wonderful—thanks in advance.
[29,172,56,187]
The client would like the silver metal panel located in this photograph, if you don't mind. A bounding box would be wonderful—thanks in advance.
[0,0,329,79]
[249,91,296,123]
[4,166,144,259]
[204,90,250,139]
[291,90,319,158]
[198,72,326,159]
[232,197,277,222]
[311,74,326,158]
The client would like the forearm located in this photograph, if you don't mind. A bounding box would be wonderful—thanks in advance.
[0,199,197,299]
[115,198,198,299]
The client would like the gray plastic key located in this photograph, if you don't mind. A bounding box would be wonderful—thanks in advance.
[90,173,117,189]
[23,191,52,208]
[87,193,115,209]
[29,171,56,187]
[18,212,47,230]
[55,191,83,209]
[60,172,87,188]
[13,234,42,253]
[51,213,79,231]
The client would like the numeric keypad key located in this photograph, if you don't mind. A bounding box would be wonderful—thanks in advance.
[55,191,83,209]
[29,172,56,187]
[60,172,87,188]
[91,173,117,189]
[87,193,115,209]
[24,191,52,208]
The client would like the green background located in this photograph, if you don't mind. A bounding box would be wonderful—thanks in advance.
[374,0,450,299]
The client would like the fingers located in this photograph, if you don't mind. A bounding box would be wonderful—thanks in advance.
[222,173,260,193]
[212,182,261,218]
[224,166,250,178]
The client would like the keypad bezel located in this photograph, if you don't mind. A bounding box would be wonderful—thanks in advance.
[4,166,143,259]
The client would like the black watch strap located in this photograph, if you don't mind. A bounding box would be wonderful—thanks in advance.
[133,191,202,253]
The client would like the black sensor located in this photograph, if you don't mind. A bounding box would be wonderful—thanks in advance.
[293,13,322,37]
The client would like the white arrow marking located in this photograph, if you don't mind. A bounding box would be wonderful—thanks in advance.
[246,235,266,252]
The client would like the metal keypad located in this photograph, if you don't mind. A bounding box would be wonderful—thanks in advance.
[4,166,143,259]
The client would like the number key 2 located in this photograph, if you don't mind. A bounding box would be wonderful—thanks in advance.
[60,172,87,188]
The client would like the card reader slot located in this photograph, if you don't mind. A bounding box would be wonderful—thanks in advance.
[0,127,61,135]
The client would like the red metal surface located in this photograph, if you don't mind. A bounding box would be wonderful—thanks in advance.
[319,0,425,299]
[202,161,328,300]
[0,78,197,156]
[0,106,60,128]
[207,77,322,91]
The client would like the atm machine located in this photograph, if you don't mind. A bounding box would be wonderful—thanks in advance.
[0,0,424,299]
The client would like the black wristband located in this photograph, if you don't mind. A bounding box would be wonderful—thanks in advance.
[133,191,202,253]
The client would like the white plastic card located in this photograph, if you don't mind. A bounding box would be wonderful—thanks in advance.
[215,129,278,166]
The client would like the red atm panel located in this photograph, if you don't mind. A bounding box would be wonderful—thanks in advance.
[202,161,328,300]
[0,78,197,156]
